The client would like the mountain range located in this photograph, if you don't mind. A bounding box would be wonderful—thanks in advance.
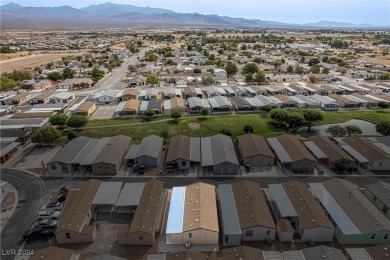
[0,2,384,29]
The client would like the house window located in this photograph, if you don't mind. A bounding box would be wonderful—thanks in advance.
[106,167,110,169]
[189,233,192,238]
[379,162,383,167]
[225,235,229,243]
[383,206,388,214]
[51,165,57,170]
[66,233,70,238]
[267,230,271,235]
[246,230,253,237]
[181,161,186,166]
[371,233,377,240]
[374,196,377,202]
[139,236,143,240]
[384,234,389,240]
[370,162,374,167]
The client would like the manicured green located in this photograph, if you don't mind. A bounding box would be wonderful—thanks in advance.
[56,110,388,145]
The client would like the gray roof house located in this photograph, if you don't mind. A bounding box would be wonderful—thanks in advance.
[364,181,390,220]
[201,134,239,175]
[125,135,163,167]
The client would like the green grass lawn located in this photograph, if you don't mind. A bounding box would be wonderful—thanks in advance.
[56,110,388,145]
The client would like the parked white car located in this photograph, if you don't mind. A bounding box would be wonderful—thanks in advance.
[37,210,60,220]
[34,219,57,228]
[41,202,62,211]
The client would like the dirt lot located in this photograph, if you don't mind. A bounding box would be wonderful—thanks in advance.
[0,51,30,61]
[90,105,116,120]
[0,52,83,73]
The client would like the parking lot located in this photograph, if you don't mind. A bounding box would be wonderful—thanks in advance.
[90,105,116,120]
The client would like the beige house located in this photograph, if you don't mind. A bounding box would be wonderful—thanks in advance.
[91,135,132,175]
[122,100,139,115]
[5,93,31,105]
[117,179,165,245]
[122,88,138,101]
[55,179,102,244]
[166,182,219,245]
[72,101,97,117]
[31,91,54,104]
[163,97,186,115]
[237,134,275,167]
[267,135,317,174]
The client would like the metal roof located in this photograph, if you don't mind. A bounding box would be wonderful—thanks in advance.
[115,183,145,207]
[92,182,122,205]
[0,142,20,157]
[163,100,171,110]
[115,101,126,113]
[166,186,186,235]
[304,141,328,159]
[346,248,372,260]
[246,97,263,107]
[79,138,110,165]
[140,101,148,111]
[262,251,283,260]
[195,88,203,95]
[308,182,360,235]
[217,184,242,236]
[125,135,163,159]
[190,137,201,162]
[268,184,297,218]
[282,251,304,260]
[48,136,91,164]
[340,144,369,163]
[289,96,306,105]
[72,139,99,164]
[201,137,213,166]
[207,97,219,108]
[267,137,292,163]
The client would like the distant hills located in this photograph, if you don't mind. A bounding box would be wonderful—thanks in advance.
[0,2,384,29]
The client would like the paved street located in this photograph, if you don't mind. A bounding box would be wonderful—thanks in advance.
[75,48,149,96]
[0,170,46,260]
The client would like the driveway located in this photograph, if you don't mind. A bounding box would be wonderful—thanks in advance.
[90,105,117,120]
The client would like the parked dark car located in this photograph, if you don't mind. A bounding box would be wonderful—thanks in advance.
[23,227,55,241]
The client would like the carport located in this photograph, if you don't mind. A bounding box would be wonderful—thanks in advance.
[92,182,122,213]
[115,183,145,214]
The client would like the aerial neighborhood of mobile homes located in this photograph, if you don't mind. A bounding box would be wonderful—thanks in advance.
[1,2,390,259]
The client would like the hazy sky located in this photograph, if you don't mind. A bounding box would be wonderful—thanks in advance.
[3,0,390,25]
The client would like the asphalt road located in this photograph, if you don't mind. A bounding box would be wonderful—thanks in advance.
[0,169,46,260]
[75,48,149,96]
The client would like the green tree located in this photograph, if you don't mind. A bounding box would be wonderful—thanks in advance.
[225,63,238,77]
[62,67,76,79]
[308,58,320,66]
[322,67,330,74]
[270,108,289,124]
[46,62,54,70]
[308,75,317,83]
[272,60,282,68]
[262,105,273,112]
[200,107,210,116]
[66,115,88,128]
[300,56,305,63]
[244,124,254,133]
[245,73,254,82]
[193,68,201,74]
[171,111,181,120]
[31,126,61,146]
[340,68,347,75]
[286,112,304,129]
[202,75,214,85]
[255,70,266,82]
[242,63,259,74]
[345,125,362,136]
[91,68,104,82]
[376,121,390,136]
[322,56,329,63]
[144,109,155,120]
[295,65,304,75]
[302,109,324,130]
[147,75,159,86]
[0,76,17,92]
[128,65,137,72]
[49,114,68,126]
[47,72,62,81]
[67,130,79,141]
[208,54,216,61]
[310,65,321,74]
[287,65,294,73]
[378,101,389,112]
[219,128,232,136]
[326,125,347,137]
